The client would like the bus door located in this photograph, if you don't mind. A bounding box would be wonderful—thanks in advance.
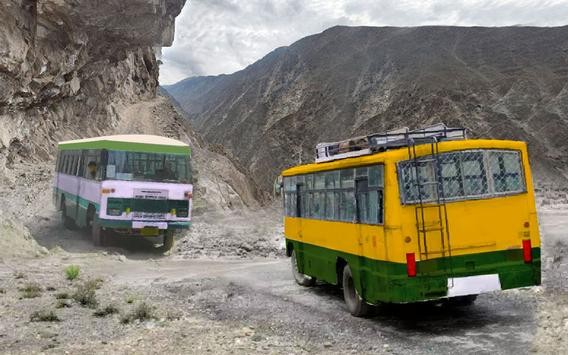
[73,151,84,222]
[295,183,308,273]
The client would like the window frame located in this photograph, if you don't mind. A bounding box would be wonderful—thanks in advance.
[397,148,527,205]
[282,164,385,225]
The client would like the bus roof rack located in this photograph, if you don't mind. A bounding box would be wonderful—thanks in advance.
[314,123,467,163]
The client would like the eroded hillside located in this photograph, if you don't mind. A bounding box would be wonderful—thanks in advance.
[166,25,568,191]
[0,0,262,259]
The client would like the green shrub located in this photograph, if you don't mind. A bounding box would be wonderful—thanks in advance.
[64,265,80,281]
[55,291,70,300]
[19,282,42,299]
[120,302,155,324]
[72,280,98,308]
[93,304,119,317]
[55,299,72,309]
[30,309,60,322]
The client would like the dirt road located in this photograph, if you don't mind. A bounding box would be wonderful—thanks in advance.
[0,180,566,353]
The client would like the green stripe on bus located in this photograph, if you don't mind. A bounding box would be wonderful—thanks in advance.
[54,188,100,211]
[287,239,541,303]
[58,140,191,155]
[98,219,191,229]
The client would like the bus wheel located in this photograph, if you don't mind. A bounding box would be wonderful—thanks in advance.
[446,295,478,307]
[91,218,106,247]
[342,264,369,317]
[61,198,75,229]
[160,230,175,252]
[291,249,316,286]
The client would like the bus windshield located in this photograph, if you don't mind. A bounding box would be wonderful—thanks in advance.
[106,150,191,183]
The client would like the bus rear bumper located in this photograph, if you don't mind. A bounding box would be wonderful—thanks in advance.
[380,256,541,304]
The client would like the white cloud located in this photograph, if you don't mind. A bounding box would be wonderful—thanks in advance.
[159,0,568,85]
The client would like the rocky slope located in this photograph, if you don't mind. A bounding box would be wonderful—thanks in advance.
[0,0,185,184]
[165,25,568,191]
[0,0,263,259]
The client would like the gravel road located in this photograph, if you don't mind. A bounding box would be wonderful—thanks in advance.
[0,178,566,353]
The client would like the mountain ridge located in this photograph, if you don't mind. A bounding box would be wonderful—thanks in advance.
[166,25,568,191]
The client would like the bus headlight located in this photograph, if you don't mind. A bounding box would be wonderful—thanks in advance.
[176,208,188,217]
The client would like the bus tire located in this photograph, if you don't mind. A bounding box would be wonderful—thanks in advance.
[291,249,316,286]
[91,218,106,247]
[160,230,175,252]
[61,198,75,229]
[446,295,477,307]
[342,264,369,317]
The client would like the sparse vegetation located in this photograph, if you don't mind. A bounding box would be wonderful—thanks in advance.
[0,288,5,294]
[64,265,80,281]
[72,280,99,308]
[30,309,60,322]
[93,304,119,317]
[56,299,72,309]
[120,302,156,324]
[19,282,42,299]
[56,299,71,308]
[55,291,70,299]
[13,271,25,279]
[125,295,136,304]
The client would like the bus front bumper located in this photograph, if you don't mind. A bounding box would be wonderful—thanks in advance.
[98,219,191,230]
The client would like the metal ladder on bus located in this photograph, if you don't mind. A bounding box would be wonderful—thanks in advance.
[407,137,454,279]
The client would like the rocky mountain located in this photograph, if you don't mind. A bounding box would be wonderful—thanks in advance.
[0,0,184,182]
[165,25,568,191]
[0,0,263,243]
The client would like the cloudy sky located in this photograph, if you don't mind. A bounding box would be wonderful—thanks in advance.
[160,0,568,85]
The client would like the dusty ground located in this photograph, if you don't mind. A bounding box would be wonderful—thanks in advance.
[0,156,567,354]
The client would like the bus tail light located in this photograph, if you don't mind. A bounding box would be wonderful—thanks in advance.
[522,239,532,263]
[184,191,192,199]
[102,188,115,194]
[406,253,417,277]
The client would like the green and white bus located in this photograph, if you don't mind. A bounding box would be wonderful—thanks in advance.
[53,135,193,251]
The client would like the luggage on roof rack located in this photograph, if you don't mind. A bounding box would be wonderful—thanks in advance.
[314,123,467,163]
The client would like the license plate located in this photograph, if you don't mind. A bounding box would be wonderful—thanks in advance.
[140,227,159,236]
[447,274,501,297]
[133,221,167,229]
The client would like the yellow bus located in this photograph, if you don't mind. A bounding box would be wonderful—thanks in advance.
[281,125,540,316]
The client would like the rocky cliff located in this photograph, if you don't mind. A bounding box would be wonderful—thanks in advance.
[166,26,568,191]
[0,0,185,183]
[0,0,262,255]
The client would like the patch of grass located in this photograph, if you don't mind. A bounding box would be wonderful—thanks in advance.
[72,280,99,308]
[30,309,60,322]
[0,288,5,294]
[64,265,80,281]
[120,302,156,324]
[19,282,42,299]
[55,299,72,309]
[165,310,182,321]
[93,304,119,318]
[89,278,104,290]
[13,271,25,279]
[55,291,70,300]
[125,295,136,304]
